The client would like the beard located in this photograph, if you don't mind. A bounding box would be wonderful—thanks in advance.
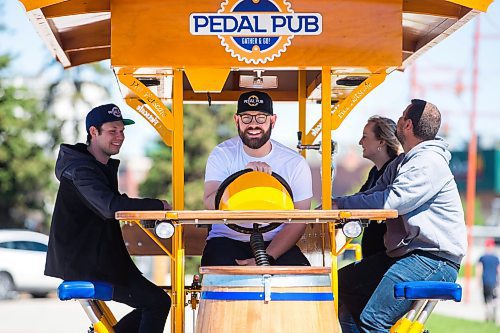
[395,128,405,146]
[238,124,272,149]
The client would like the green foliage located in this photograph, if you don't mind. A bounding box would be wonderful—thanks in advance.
[40,60,113,143]
[185,256,202,276]
[426,314,498,333]
[472,198,486,225]
[461,197,486,225]
[139,104,236,209]
[457,262,476,278]
[0,56,63,230]
[0,55,9,69]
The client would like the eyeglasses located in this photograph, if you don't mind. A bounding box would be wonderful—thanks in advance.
[239,114,269,124]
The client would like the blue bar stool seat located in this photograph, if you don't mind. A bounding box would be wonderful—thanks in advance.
[58,281,113,301]
[391,281,462,333]
[394,281,462,302]
[58,281,116,333]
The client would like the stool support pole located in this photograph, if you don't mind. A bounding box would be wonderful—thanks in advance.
[78,300,115,333]
[78,300,102,324]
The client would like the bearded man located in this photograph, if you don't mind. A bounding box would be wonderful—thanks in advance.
[333,99,466,333]
[201,91,312,266]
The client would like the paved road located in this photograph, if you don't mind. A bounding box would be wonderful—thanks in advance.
[0,294,198,333]
[0,279,497,333]
[434,278,499,324]
[0,294,129,333]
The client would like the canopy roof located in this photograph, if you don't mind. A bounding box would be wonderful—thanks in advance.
[20,0,492,104]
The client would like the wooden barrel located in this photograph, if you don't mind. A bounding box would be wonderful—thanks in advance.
[196,266,338,333]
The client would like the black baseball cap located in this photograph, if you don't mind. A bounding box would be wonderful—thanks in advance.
[86,104,135,132]
[237,91,273,115]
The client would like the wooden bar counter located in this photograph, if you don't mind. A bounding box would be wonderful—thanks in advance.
[116,209,398,225]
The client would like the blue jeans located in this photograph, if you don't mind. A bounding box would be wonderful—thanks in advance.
[339,251,458,333]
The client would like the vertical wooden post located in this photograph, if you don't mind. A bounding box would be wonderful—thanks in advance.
[321,68,338,325]
[172,69,185,333]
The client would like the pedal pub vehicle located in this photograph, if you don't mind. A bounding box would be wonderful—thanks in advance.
[19,0,492,332]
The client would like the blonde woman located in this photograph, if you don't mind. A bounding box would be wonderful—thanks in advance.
[357,116,402,258]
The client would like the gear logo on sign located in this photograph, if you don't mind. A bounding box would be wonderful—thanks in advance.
[190,0,322,64]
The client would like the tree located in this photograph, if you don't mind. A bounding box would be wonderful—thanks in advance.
[40,60,112,143]
[0,54,64,230]
[139,104,237,209]
[0,8,112,231]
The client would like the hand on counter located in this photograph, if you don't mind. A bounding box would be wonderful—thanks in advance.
[161,200,172,210]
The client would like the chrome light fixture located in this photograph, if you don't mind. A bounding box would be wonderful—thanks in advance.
[239,69,278,89]
[155,221,175,239]
[342,220,363,238]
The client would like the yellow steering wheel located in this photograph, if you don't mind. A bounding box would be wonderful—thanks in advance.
[214,169,294,234]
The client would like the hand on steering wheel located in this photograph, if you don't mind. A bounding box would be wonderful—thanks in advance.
[245,161,272,174]
[235,258,256,266]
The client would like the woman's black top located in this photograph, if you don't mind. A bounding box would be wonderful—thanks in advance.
[359,158,396,258]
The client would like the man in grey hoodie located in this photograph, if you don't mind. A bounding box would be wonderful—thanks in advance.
[334,99,467,333]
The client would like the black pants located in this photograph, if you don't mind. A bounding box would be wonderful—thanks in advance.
[112,266,171,333]
[201,237,310,266]
[483,283,497,303]
[338,251,398,327]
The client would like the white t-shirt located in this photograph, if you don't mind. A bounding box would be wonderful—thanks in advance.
[205,137,313,241]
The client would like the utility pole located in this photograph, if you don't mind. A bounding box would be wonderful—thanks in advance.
[464,16,481,303]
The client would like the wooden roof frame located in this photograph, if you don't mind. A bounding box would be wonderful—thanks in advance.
[18,0,492,103]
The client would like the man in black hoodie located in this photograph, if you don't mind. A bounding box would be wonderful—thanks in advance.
[45,104,171,333]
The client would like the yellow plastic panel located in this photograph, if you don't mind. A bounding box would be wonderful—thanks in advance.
[446,0,493,12]
[111,0,402,68]
[93,321,113,333]
[408,321,425,333]
[184,68,230,93]
[391,317,413,333]
[219,172,294,210]
[19,0,67,11]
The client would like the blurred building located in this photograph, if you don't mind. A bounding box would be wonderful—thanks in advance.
[450,147,500,227]
[118,157,153,197]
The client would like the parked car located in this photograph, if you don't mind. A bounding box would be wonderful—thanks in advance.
[0,229,60,299]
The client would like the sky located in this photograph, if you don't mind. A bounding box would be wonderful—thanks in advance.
[1,1,500,159]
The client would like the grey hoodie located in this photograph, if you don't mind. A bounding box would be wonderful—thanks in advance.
[335,138,467,264]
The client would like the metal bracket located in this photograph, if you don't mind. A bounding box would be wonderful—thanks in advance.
[263,274,272,303]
